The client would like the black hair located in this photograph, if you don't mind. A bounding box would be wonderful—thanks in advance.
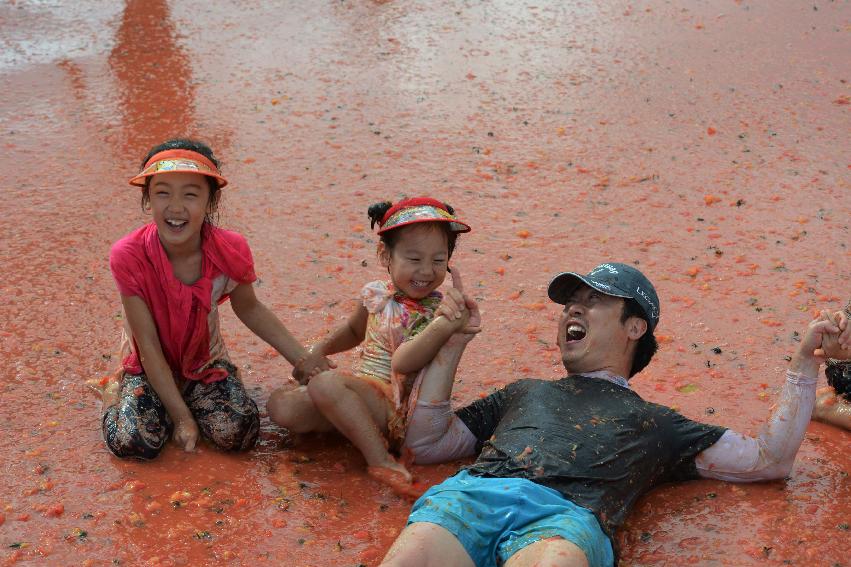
[826,362,851,401]
[620,298,658,377]
[139,138,222,225]
[367,200,460,259]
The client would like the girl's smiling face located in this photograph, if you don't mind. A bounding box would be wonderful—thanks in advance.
[380,223,450,299]
[148,171,211,253]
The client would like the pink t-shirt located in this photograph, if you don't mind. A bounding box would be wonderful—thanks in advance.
[109,222,256,383]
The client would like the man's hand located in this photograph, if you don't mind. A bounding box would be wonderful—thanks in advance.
[815,310,851,360]
[292,346,337,385]
[173,415,200,452]
[791,310,842,376]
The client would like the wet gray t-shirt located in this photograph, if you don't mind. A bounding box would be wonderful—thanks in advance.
[456,376,726,539]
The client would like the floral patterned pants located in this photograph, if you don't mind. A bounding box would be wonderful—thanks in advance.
[102,360,259,459]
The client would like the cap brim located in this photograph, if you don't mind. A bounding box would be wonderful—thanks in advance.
[129,169,228,189]
[547,271,631,304]
[377,218,471,234]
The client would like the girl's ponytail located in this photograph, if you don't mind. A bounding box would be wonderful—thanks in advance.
[367,201,393,230]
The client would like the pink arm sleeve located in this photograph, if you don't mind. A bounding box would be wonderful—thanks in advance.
[696,369,817,482]
[404,400,478,464]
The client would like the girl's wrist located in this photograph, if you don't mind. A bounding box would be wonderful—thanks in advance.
[169,406,194,424]
[292,347,310,365]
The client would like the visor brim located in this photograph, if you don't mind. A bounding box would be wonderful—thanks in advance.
[129,169,228,189]
[547,272,631,304]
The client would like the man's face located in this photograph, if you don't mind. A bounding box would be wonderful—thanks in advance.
[557,284,633,374]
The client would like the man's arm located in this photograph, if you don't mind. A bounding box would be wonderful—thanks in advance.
[696,312,840,482]
[404,293,481,464]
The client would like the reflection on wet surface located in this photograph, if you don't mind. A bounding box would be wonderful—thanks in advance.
[108,0,195,153]
[0,1,848,565]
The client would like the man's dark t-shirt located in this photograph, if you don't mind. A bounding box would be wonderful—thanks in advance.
[455,376,726,539]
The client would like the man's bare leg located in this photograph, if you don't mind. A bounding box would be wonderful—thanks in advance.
[504,537,589,567]
[381,522,475,567]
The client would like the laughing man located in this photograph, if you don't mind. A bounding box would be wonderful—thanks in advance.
[381,262,848,567]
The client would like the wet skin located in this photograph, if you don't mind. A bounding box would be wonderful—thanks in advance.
[558,285,646,379]
[147,171,211,265]
[380,224,450,300]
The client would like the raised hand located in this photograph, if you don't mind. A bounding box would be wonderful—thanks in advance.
[815,310,851,360]
[436,267,468,322]
[791,310,841,377]
[440,268,481,345]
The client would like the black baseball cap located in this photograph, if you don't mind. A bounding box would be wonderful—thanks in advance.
[547,262,660,332]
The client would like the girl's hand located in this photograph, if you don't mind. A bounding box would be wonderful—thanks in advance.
[292,346,337,384]
[815,310,851,360]
[445,293,482,345]
[436,268,468,322]
[436,291,466,321]
[441,269,482,340]
[173,416,200,452]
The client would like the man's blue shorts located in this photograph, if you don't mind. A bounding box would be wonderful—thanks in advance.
[408,470,614,567]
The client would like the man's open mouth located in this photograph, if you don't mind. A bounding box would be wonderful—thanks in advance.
[566,323,587,342]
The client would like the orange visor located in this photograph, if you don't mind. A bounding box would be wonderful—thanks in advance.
[128,149,228,188]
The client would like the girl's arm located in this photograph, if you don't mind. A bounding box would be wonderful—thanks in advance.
[313,303,369,356]
[391,314,466,375]
[229,282,311,366]
[392,269,472,376]
[292,304,369,382]
[121,294,198,451]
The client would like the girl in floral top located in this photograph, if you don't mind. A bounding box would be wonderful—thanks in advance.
[267,197,476,492]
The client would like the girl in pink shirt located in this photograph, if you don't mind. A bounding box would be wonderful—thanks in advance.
[104,138,332,459]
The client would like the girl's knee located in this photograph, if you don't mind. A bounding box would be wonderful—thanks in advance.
[200,400,260,451]
[306,370,342,405]
[268,386,308,428]
[102,406,168,460]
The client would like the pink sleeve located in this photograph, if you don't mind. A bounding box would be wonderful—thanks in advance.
[696,369,817,482]
[109,237,143,297]
[404,400,478,464]
[212,229,256,284]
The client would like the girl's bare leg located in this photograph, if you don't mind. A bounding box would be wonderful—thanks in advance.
[813,386,851,430]
[307,370,412,487]
[267,384,334,433]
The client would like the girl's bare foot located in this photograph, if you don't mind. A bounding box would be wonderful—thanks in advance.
[86,376,121,412]
[368,462,420,498]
